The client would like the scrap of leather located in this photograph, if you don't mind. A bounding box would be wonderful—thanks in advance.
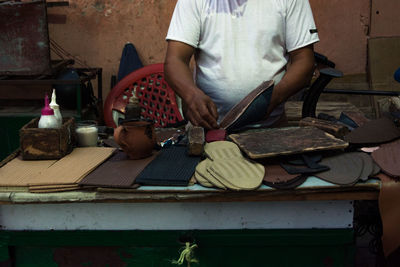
[378,173,400,257]
[79,150,157,187]
[358,152,375,181]
[372,139,400,178]
[262,164,306,189]
[219,80,274,131]
[263,164,299,183]
[340,111,370,127]
[315,152,364,185]
[208,159,264,190]
[344,117,400,144]
[280,163,329,175]
[228,126,348,159]
[263,174,307,190]
[205,129,227,143]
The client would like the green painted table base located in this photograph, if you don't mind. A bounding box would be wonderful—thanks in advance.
[0,229,355,267]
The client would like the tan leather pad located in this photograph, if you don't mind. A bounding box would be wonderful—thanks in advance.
[195,159,226,189]
[204,141,243,160]
[208,159,264,190]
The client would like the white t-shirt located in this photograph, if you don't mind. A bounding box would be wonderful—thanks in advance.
[166,0,319,125]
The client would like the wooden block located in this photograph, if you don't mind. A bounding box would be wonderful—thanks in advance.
[228,126,348,159]
[299,117,349,139]
[187,125,205,156]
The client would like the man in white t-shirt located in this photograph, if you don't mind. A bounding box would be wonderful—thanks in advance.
[164,0,319,129]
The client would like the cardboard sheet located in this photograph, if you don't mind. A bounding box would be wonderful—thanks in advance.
[0,156,56,186]
[28,147,115,186]
[0,148,115,187]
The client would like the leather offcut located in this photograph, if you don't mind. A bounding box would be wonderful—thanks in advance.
[372,139,400,178]
[344,117,400,144]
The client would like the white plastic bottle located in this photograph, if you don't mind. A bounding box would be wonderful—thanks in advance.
[49,89,62,127]
[38,94,59,129]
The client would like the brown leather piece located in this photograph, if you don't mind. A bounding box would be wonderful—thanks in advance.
[372,139,400,178]
[219,80,274,129]
[358,152,375,181]
[378,173,400,257]
[344,117,400,144]
[79,150,157,187]
[264,175,307,190]
[262,164,306,189]
[316,152,364,185]
[263,164,299,183]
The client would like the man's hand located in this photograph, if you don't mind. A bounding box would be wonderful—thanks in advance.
[164,40,219,129]
[183,90,219,129]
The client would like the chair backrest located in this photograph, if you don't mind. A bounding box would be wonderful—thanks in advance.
[104,63,183,128]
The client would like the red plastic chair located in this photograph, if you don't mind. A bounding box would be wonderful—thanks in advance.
[104,63,183,128]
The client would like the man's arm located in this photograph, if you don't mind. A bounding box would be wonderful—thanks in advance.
[266,44,315,116]
[164,41,219,129]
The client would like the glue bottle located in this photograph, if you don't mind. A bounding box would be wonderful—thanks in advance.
[49,89,63,127]
[38,94,59,129]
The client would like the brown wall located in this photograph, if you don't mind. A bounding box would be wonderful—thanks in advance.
[48,0,400,100]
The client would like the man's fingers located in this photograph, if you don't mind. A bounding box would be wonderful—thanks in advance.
[187,109,214,130]
[207,100,219,120]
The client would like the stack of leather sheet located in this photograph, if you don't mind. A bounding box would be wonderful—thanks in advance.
[371,139,400,258]
[79,150,158,189]
[135,146,201,186]
[343,117,400,258]
[0,147,115,193]
[195,141,264,190]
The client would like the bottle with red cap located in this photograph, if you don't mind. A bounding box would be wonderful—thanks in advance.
[38,94,60,129]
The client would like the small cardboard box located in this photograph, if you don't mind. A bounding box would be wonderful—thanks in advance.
[20,117,76,160]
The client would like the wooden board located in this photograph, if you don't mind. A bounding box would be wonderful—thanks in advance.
[228,126,348,159]
[285,101,363,124]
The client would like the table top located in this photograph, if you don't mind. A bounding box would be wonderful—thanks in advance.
[0,176,380,205]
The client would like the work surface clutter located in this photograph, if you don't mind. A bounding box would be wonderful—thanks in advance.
[1,112,400,256]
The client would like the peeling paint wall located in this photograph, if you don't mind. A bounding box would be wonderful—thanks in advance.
[47,0,400,100]
[48,0,176,99]
[310,0,370,75]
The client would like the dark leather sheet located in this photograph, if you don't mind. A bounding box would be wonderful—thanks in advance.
[79,151,157,187]
[344,117,400,144]
[220,80,274,131]
[135,146,201,186]
[229,126,348,159]
[372,139,400,178]
[315,152,364,185]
